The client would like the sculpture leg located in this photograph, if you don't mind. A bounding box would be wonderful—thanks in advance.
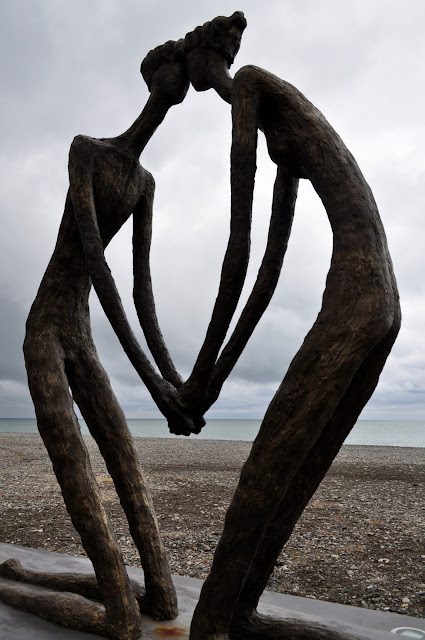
[66,342,177,620]
[190,294,396,640]
[229,309,400,639]
[0,332,143,640]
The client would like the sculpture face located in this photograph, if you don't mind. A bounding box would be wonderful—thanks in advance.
[226,23,245,60]
[150,61,189,105]
[185,24,244,93]
[185,47,230,92]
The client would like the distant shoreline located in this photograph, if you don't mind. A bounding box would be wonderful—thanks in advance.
[0,418,424,447]
[0,432,424,448]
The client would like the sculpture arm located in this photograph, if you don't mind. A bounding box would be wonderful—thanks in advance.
[180,80,262,412]
[68,136,162,391]
[133,170,183,388]
[206,167,299,409]
[68,135,196,435]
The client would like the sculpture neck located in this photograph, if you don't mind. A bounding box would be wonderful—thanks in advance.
[116,88,172,158]
[211,72,233,105]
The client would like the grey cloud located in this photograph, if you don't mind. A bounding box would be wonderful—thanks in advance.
[1,0,424,421]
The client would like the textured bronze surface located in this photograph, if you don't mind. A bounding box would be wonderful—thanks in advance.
[0,11,400,640]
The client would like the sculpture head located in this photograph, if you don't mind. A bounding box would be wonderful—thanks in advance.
[141,39,189,105]
[183,11,247,96]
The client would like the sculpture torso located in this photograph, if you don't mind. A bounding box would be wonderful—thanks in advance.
[27,135,148,333]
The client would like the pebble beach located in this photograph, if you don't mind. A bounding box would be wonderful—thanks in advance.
[0,433,424,618]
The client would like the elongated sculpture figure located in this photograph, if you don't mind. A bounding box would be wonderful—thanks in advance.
[0,13,251,640]
[0,11,400,640]
[184,22,401,640]
[0,38,196,640]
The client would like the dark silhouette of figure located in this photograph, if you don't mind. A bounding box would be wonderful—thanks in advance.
[181,18,400,640]
[0,12,400,640]
[0,14,251,640]
[0,38,193,640]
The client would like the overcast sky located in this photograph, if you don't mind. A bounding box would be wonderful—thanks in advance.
[1,0,424,423]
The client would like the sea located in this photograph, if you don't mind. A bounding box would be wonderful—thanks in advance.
[0,419,424,447]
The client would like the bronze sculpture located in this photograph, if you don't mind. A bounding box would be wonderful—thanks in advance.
[188,42,400,640]
[0,12,400,640]
[0,35,196,640]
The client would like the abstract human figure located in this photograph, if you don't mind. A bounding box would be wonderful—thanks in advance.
[0,39,196,640]
[0,14,259,640]
[183,23,401,640]
[0,11,401,640]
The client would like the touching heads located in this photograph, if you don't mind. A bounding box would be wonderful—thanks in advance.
[140,12,247,104]
[183,11,247,93]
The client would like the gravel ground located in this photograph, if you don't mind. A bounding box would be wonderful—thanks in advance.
[0,433,424,618]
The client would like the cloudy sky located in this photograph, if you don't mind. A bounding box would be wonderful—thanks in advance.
[1,0,424,422]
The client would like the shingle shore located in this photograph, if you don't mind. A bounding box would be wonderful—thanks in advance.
[0,434,424,618]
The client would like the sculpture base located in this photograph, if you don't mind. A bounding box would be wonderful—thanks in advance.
[0,543,423,639]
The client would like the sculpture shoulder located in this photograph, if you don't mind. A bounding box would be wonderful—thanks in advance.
[69,134,99,156]
[233,65,263,89]
[69,135,142,168]
[69,135,146,185]
[234,65,285,89]
[235,64,267,78]
[234,65,305,105]
[68,135,112,170]
[71,133,93,147]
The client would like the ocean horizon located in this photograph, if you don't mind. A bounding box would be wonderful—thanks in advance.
[0,418,424,447]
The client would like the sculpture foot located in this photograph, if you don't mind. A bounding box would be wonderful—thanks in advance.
[137,589,178,621]
[0,558,105,600]
[0,557,177,622]
[0,577,142,639]
[229,610,360,640]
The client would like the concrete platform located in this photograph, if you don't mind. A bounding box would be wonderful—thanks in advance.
[1,543,424,639]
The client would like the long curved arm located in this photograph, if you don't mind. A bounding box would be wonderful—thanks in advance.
[180,86,262,412]
[190,64,400,640]
[133,171,183,389]
[68,136,163,394]
[68,135,197,435]
[205,167,298,410]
